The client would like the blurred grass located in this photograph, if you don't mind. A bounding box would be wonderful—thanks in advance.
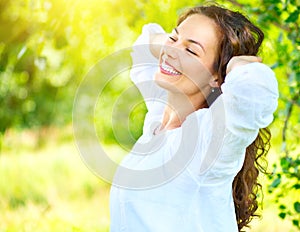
[0,126,296,231]
[0,126,111,232]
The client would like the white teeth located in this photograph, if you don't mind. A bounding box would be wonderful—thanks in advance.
[161,62,181,75]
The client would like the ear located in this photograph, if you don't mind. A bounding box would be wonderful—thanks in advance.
[209,75,220,88]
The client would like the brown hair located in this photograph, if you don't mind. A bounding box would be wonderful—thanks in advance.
[178,5,270,231]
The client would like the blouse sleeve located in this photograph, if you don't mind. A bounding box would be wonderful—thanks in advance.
[130,23,167,134]
[188,62,279,179]
[220,62,278,140]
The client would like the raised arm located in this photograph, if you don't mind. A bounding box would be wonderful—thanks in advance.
[149,33,169,59]
[191,60,279,178]
[221,61,278,140]
[130,24,169,134]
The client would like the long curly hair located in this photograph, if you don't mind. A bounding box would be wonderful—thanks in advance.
[178,5,270,231]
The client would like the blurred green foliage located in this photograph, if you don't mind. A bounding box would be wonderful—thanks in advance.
[0,141,111,231]
[1,0,299,228]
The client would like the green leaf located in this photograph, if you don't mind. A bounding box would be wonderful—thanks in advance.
[270,177,281,188]
[270,62,280,69]
[293,184,300,189]
[279,212,286,219]
[294,202,300,213]
[267,1,280,7]
[277,32,283,43]
[292,220,299,227]
[279,204,286,210]
[285,10,299,23]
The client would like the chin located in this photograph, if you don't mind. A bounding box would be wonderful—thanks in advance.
[154,72,183,93]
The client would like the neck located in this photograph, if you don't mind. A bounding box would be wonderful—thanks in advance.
[159,91,207,131]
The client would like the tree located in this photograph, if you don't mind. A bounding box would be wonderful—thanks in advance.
[1,0,299,227]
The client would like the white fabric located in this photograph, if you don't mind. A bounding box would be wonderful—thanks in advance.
[110,23,279,232]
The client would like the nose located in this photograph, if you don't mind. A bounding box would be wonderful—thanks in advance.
[163,44,180,59]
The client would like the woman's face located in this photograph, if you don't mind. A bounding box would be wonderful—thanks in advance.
[155,14,221,97]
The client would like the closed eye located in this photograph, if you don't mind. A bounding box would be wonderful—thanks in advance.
[168,36,177,42]
[186,48,198,56]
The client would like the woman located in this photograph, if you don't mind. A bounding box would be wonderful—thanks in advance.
[110,4,278,232]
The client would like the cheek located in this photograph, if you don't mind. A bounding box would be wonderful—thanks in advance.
[182,60,213,87]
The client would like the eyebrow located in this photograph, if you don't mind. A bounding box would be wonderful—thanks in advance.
[174,27,206,53]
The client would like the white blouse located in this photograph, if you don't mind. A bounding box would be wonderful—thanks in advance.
[109,23,279,232]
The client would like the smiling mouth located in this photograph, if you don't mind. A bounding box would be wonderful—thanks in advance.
[160,62,182,76]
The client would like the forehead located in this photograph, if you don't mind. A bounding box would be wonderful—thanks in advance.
[177,14,221,48]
